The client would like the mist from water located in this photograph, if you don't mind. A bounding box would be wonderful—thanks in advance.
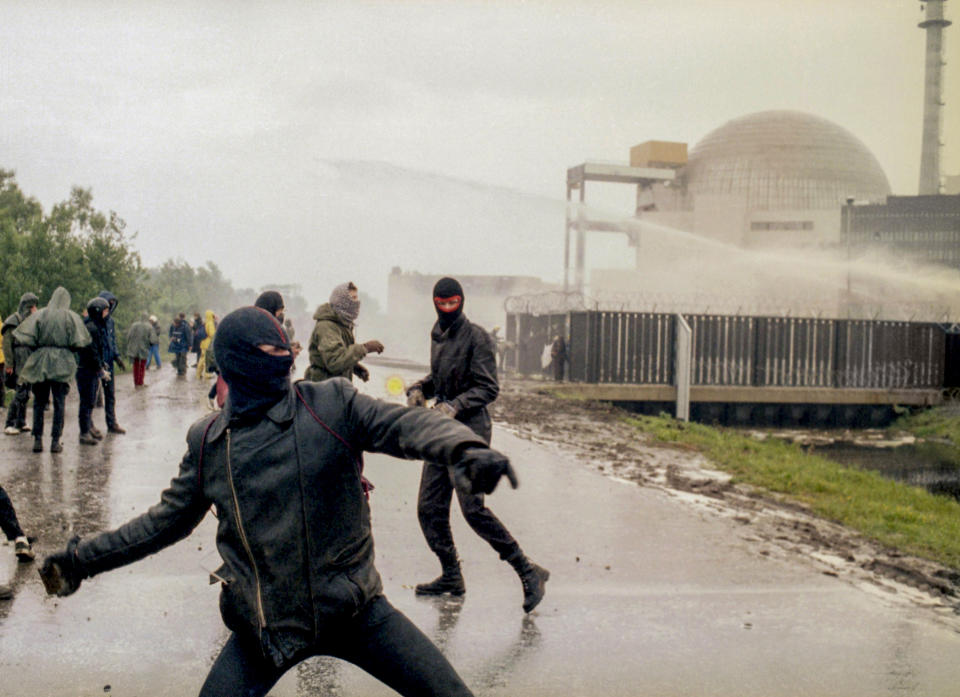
[573,201,960,321]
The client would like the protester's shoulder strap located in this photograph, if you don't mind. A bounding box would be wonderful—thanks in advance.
[294,384,373,497]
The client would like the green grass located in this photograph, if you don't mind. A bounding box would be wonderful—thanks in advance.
[891,404,960,446]
[624,413,960,570]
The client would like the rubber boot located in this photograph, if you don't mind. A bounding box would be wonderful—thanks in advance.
[415,561,465,596]
[507,551,550,613]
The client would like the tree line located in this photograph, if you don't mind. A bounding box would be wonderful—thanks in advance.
[0,169,266,344]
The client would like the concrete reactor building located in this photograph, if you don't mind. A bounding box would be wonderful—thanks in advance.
[634,110,892,248]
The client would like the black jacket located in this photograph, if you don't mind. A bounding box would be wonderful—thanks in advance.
[412,313,499,443]
[74,378,486,666]
[77,317,106,373]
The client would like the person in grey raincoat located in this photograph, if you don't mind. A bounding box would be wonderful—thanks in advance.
[2,292,39,435]
[305,282,383,383]
[13,287,90,453]
[125,312,157,387]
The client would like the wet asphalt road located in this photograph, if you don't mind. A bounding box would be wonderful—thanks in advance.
[1,358,960,696]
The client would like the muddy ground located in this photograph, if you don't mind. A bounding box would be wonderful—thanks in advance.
[490,379,960,629]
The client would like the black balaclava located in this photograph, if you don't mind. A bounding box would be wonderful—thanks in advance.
[254,290,285,324]
[214,306,293,423]
[433,277,464,331]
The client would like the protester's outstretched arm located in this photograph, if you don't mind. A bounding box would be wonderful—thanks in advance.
[39,444,211,597]
[323,379,517,494]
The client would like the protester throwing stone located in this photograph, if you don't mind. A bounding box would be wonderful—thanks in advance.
[39,305,518,697]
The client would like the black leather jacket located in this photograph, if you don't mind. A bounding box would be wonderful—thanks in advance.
[412,313,499,443]
[75,378,486,666]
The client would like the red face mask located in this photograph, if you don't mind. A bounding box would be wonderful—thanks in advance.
[434,295,462,313]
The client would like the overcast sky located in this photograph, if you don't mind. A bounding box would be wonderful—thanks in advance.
[1,0,957,306]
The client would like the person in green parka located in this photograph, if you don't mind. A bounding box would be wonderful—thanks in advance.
[13,287,91,453]
[304,282,384,383]
[125,312,158,387]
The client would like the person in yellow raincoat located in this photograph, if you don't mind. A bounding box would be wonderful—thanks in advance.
[197,309,216,379]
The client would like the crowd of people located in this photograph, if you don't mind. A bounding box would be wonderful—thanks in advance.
[0,277,550,696]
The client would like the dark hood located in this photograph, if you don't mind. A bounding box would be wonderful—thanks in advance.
[98,290,118,316]
[213,306,293,423]
[433,277,464,331]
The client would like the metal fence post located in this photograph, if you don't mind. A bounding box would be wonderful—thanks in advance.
[676,314,692,421]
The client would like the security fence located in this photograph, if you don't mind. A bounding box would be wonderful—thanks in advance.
[506,310,948,390]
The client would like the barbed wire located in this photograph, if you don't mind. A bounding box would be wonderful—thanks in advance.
[504,290,958,322]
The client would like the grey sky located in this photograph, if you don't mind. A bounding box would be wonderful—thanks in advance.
[1,0,957,304]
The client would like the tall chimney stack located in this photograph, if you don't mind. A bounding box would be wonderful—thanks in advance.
[918,0,951,195]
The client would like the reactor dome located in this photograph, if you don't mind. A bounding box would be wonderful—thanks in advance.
[683,110,891,211]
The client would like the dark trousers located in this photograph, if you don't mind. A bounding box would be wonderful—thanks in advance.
[418,461,519,566]
[198,596,473,697]
[77,368,99,435]
[5,382,30,429]
[32,381,69,440]
[174,352,187,376]
[101,367,117,428]
[0,485,25,541]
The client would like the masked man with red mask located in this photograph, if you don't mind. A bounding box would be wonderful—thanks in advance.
[406,277,549,613]
[38,305,519,697]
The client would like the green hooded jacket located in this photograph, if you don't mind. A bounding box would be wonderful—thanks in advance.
[13,287,91,384]
[304,303,367,382]
[125,313,158,359]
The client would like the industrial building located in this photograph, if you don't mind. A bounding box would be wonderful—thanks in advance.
[563,1,956,320]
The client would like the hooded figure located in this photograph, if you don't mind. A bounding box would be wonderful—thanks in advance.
[214,306,293,422]
[406,276,549,612]
[126,312,158,387]
[77,297,110,443]
[304,282,383,383]
[2,292,40,380]
[14,287,90,452]
[40,304,519,696]
[14,287,90,385]
[3,292,40,434]
[254,291,285,322]
[96,290,126,434]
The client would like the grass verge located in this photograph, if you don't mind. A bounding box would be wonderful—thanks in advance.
[624,413,960,570]
[891,404,960,446]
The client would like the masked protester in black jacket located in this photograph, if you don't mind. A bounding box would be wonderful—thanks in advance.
[39,305,519,697]
[407,277,549,613]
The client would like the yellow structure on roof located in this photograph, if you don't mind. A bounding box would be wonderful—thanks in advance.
[629,140,687,169]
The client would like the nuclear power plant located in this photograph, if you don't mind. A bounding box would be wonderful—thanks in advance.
[561,1,958,321]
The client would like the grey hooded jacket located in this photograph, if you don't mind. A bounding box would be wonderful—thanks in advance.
[1,292,40,377]
[13,287,90,384]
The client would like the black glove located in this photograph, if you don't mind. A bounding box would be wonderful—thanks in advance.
[115,358,126,372]
[453,448,518,495]
[39,536,86,597]
[354,364,370,382]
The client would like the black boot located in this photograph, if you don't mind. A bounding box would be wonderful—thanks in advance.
[50,439,63,453]
[32,438,43,453]
[415,561,465,596]
[507,551,549,613]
